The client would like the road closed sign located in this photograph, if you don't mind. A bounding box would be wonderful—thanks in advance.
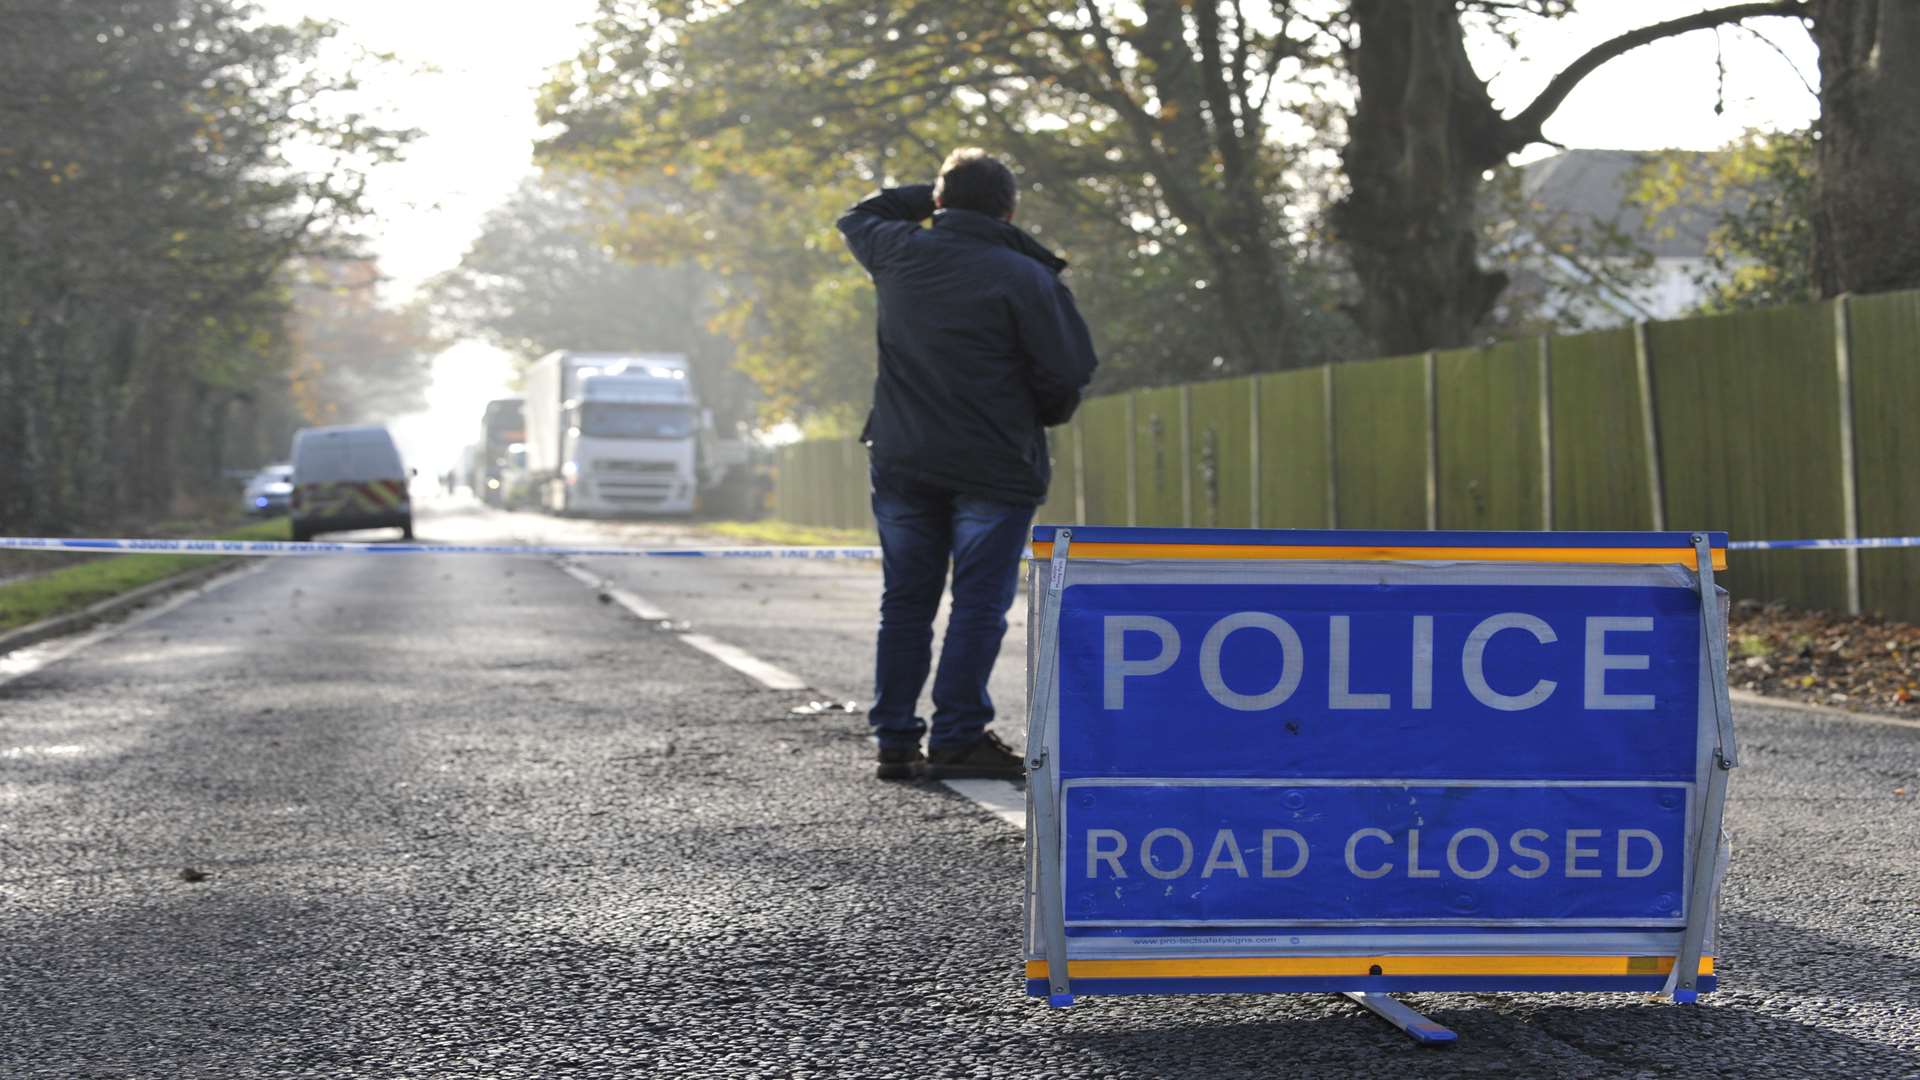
[1022,527,1736,1038]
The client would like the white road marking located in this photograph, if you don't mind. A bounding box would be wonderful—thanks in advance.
[0,564,264,690]
[558,562,669,619]
[559,560,806,690]
[678,633,810,691]
[941,778,1026,830]
[556,556,1030,829]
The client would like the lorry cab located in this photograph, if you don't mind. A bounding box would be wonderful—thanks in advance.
[552,366,700,515]
[289,424,414,542]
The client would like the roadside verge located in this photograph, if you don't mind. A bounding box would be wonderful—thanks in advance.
[695,519,876,547]
[0,519,288,654]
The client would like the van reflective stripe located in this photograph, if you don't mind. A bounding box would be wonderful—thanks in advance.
[361,480,407,510]
[293,481,407,517]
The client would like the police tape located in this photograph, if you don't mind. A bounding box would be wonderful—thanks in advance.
[3,534,1917,560]
[0,536,882,560]
[1725,536,1920,551]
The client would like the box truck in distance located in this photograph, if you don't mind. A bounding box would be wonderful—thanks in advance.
[475,397,525,507]
[523,351,702,516]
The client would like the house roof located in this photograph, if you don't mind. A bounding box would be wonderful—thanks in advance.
[1515,148,1723,259]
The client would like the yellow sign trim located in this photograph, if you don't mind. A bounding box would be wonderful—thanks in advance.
[1024,955,1715,979]
[1030,542,1727,571]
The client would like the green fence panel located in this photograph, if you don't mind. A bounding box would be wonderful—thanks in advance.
[1131,386,1187,526]
[815,443,833,527]
[1332,354,1428,529]
[773,444,794,523]
[790,440,822,527]
[799,442,823,527]
[780,443,798,525]
[1076,393,1131,526]
[1649,301,1847,611]
[1187,377,1255,529]
[1549,327,1651,532]
[1436,340,1544,531]
[1846,292,1920,621]
[838,439,870,530]
[1034,421,1077,526]
[782,438,859,528]
[1256,367,1332,528]
[766,286,1920,618]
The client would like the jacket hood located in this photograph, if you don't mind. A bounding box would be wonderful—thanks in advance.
[932,209,1069,275]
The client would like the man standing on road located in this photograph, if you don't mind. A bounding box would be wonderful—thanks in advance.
[838,148,1098,782]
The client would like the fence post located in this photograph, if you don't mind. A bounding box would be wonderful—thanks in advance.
[1323,364,1339,529]
[1179,384,1194,527]
[1834,296,1864,615]
[1071,414,1088,525]
[774,444,788,523]
[1538,334,1554,531]
[1124,392,1139,526]
[1249,375,1263,528]
[840,438,856,529]
[1423,350,1439,531]
[1632,320,1667,531]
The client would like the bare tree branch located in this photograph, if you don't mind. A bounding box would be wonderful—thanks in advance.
[1499,1,1808,154]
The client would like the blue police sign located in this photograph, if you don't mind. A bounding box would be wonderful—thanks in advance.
[1022,528,1736,1039]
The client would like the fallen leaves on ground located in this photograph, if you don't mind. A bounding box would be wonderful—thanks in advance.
[1729,600,1920,718]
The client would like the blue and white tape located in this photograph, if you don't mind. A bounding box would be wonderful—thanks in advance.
[3,534,1918,560]
[0,536,882,560]
[1725,536,1920,552]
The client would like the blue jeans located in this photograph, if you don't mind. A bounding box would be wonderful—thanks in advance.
[869,466,1035,752]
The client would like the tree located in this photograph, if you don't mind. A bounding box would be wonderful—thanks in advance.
[1478,158,1661,338]
[539,0,1363,418]
[1331,0,1806,355]
[1808,0,1920,297]
[287,259,433,427]
[0,0,410,528]
[1635,129,1816,313]
[431,174,754,426]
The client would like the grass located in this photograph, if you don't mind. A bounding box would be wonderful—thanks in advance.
[0,518,290,634]
[697,519,877,547]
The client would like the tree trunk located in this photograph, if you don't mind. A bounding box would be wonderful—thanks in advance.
[1333,0,1508,356]
[1811,1,1920,296]
[1335,0,1804,356]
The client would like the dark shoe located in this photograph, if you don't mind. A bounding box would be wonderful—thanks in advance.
[924,732,1026,781]
[875,745,925,781]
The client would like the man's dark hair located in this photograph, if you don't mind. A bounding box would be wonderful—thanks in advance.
[934,148,1018,220]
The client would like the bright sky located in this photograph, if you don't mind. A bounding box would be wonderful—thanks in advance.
[1476,1,1818,161]
[257,0,1819,471]
[254,0,600,471]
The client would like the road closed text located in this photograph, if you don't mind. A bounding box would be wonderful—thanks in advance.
[1062,782,1691,924]
[1084,824,1666,882]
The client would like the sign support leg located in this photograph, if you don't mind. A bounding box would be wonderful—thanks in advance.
[1669,533,1738,1003]
[1028,530,1074,1008]
[1342,992,1457,1045]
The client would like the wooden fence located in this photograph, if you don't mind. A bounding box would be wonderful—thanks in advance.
[774,291,1920,620]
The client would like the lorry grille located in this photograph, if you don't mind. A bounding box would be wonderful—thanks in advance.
[592,479,676,503]
[597,460,678,474]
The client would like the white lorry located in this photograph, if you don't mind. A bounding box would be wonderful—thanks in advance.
[523,350,707,516]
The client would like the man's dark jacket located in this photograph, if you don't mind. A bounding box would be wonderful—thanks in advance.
[837,184,1098,505]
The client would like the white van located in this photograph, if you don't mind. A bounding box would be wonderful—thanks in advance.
[289,424,414,542]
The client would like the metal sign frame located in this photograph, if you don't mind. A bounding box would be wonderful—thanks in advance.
[1022,526,1734,1042]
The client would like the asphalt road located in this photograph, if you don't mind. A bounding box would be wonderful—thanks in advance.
[1,500,1916,1078]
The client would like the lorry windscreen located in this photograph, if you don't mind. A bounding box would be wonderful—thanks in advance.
[578,402,695,439]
